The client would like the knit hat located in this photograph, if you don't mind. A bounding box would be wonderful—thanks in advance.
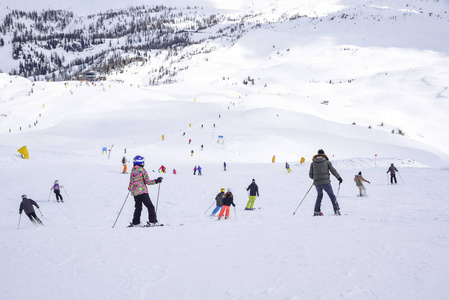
[358,171,362,175]
[318,149,325,154]
[227,188,232,193]
[252,179,255,182]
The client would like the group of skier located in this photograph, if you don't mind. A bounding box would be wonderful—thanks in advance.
[18,149,401,227]
[208,179,260,220]
[18,180,66,226]
[308,149,400,216]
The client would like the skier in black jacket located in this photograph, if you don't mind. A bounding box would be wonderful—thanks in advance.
[245,179,259,210]
[218,188,235,220]
[19,195,43,225]
[387,163,399,184]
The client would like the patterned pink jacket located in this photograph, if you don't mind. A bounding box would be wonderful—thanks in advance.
[128,165,156,196]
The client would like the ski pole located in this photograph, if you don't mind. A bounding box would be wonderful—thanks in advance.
[398,172,404,183]
[293,183,314,215]
[63,186,69,197]
[156,182,161,213]
[18,214,22,229]
[37,207,43,217]
[203,201,215,214]
[234,205,237,220]
[48,189,52,201]
[112,191,130,228]
[336,183,341,199]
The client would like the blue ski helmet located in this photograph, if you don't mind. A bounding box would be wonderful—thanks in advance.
[133,155,145,166]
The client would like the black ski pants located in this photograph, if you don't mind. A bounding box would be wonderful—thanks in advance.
[132,193,157,225]
[27,212,42,224]
[390,174,397,184]
[54,190,63,202]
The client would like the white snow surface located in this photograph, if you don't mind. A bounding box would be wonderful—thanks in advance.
[1,0,449,299]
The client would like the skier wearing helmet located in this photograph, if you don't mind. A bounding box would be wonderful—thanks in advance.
[51,180,64,203]
[19,195,43,225]
[128,155,163,227]
[218,188,235,220]
[210,188,225,217]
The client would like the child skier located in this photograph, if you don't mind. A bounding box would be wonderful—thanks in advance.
[51,180,64,203]
[285,162,292,173]
[211,188,225,216]
[218,188,235,220]
[354,171,370,196]
[127,155,163,227]
[19,195,43,225]
[122,156,130,173]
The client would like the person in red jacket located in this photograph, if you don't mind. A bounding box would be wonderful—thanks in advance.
[158,165,166,173]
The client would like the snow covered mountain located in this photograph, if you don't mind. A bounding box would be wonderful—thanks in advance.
[1,0,449,299]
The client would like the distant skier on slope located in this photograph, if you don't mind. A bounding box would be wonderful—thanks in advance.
[122,156,130,174]
[158,165,166,173]
[309,149,342,216]
[286,162,292,173]
[354,171,370,197]
[245,179,259,210]
[51,180,64,203]
[19,195,43,225]
[218,188,235,220]
[387,163,398,184]
[211,188,225,217]
[193,166,197,175]
[127,155,162,227]
[197,165,202,175]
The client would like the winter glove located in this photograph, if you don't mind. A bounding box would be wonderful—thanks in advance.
[368,181,371,184]
[155,177,163,183]
[232,204,236,207]
[338,178,343,184]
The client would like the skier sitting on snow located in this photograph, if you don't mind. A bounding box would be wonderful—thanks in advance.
[51,180,64,203]
[211,188,225,217]
[354,172,370,197]
[19,195,43,225]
